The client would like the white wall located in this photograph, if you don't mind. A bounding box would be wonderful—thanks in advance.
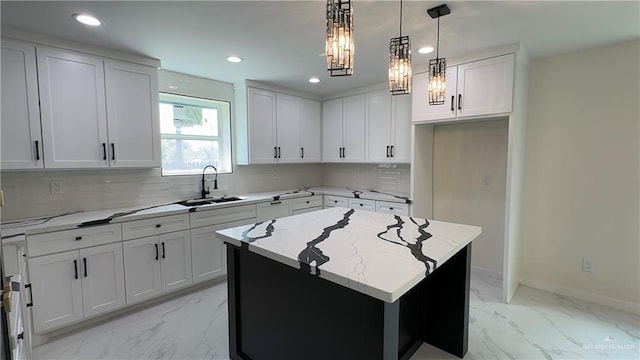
[520,40,639,311]
[432,120,509,273]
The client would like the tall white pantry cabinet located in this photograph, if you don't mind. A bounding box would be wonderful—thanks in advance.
[0,37,161,170]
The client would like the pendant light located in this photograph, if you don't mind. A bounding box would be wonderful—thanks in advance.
[326,0,354,77]
[389,0,411,95]
[427,4,450,105]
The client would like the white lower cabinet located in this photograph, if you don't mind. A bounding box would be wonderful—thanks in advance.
[348,198,376,212]
[123,230,192,304]
[29,242,125,333]
[324,195,409,216]
[191,218,256,283]
[256,200,292,222]
[323,195,349,208]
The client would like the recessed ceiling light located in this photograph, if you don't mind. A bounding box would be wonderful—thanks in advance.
[72,13,102,27]
[418,46,434,54]
[226,56,243,63]
[309,77,320,84]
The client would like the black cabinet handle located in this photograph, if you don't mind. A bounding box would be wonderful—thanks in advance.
[270,201,282,205]
[342,147,346,158]
[25,284,33,307]
[155,224,161,228]
[274,147,278,158]
[155,243,159,260]
[111,143,115,160]
[306,200,310,204]
[334,200,338,203]
[102,143,107,160]
[301,147,304,159]
[451,95,455,112]
[162,242,166,259]
[338,147,341,158]
[83,257,87,278]
[75,236,82,241]
[390,207,394,210]
[35,140,40,160]
[73,259,78,279]
[458,94,462,110]
[278,147,281,159]
[390,145,394,157]
[386,145,390,158]
[359,203,363,207]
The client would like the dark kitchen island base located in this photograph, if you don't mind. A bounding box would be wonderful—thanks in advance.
[226,243,471,360]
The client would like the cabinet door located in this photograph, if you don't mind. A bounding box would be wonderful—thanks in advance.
[105,60,160,168]
[29,251,83,333]
[275,94,301,163]
[79,243,126,317]
[37,46,108,168]
[299,99,321,163]
[247,88,277,164]
[1,40,43,169]
[322,98,343,162]
[256,200,293,222]
[159,230,192,292]
[457,54,515,118]
[391,94,411,163]
[123,236,161,304]
[411,68,457,123]
[365,90,392,163]
[191,218,255,283]
[342,94,366,162]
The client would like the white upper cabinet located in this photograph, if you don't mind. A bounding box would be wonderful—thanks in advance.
[412,53,515,124]
[247,88,277,164]
[104,60,160,168]
[365,90,411,163]
[299,98,322,163]
[1,39,43,169]
[37,46,109,168]
[456,54,515,118]
[1,39,160,170]
[238,87,321,165]
[322,94,366,162]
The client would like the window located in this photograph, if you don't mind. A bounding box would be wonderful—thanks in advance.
[159,93,232,175]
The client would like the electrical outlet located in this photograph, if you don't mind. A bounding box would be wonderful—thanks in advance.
[50,180,64,194]
[582,258,593,272]
[481,173,491,186]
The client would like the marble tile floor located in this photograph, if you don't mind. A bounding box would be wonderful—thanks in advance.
[32,270,639,360]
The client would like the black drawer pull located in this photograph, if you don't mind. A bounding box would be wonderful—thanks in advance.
[306,201,310,204]
[155,224,161,228]
[162,242,166,259]
[334,200,338,203]
[359,204,363,207]
[35,140,40,160]
[73,259,78,279]
[75,236,82,241]
[155,243,159,260]
[270,201,282,205]
[390,207,394,210]
[25,284,33,307]
[83,257,88,278]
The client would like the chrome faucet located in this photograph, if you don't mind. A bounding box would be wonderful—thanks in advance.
[201,165,218,199]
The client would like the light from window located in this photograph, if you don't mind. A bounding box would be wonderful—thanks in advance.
[159,93,232,175]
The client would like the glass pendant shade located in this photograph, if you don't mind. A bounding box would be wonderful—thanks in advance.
[428,57,446,105]
[389,36,412,95]
[326,0,354,77]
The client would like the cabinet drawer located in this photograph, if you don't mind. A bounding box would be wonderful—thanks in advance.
[27,223,122,258]
[291,195,323,211]
[122,214,189,240]
[256,200,292,222]
[324,195,348,208]
[190,204,257,229]
[375,201,409,216]
[292,206,322,216]
[348,198,376,212]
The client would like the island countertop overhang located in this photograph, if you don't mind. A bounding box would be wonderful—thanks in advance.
[216,207,481,303]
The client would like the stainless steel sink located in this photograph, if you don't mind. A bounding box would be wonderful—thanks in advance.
[177,196,243,207]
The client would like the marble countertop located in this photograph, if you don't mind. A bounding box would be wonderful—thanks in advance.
[1,187,411,243]
[217,207,481,303]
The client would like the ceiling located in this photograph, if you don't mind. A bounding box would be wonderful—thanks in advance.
[1,1,639,97]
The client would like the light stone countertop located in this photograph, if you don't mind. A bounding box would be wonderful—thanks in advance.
[1,187,411,244]
[217,207,481,303]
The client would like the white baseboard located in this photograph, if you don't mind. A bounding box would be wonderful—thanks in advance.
[519,277,640,315]
[471,265,503,279]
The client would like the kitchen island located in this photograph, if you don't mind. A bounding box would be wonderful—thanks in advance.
[217,208,481,360]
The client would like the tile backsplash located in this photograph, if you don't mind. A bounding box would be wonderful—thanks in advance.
[0,163,410,220]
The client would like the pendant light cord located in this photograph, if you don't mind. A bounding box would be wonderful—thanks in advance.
[436,14,440,59]
[399,0,403,36]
